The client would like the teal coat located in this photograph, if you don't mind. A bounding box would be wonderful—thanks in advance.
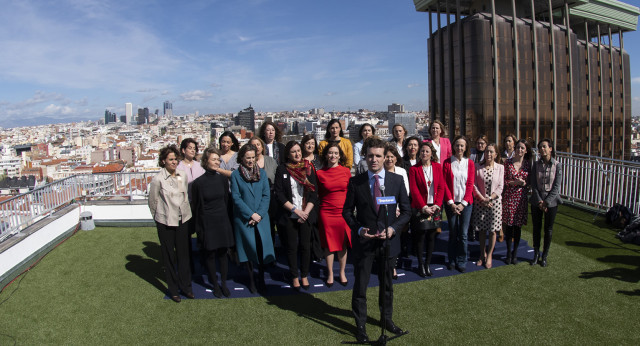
[230,169,275,264]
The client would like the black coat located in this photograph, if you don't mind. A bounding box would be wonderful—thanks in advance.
[191,170,235,250]
[273,164,318,226]
[342,171,411,258]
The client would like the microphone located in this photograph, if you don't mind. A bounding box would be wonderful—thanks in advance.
[379,185,385,197]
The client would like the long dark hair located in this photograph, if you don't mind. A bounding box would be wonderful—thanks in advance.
[179,138,198,159]
[358,123,375,140]
[402,136,421,160]
[537,138,556,159]
[452,135,471,158]
[284,141,302,163]
[515,139,533,161]
[219,131,240,152]
[324,119,344,140]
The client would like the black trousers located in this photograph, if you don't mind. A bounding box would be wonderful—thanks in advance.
[282,218,311,278]
[531,205,558,255]
[156,221,192,296]
[413,228,438,266]
[352,244,395,328]
[203,248,229,287]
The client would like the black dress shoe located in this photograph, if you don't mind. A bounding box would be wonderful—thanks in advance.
[355,326,369,342]
[212,285,222,298]
[426,265,433,276]
[540,257,548,267]
[504,255,512,265]
[171,295,181,303]
[446,263,454,270]
[385,321,404,335]
[455,265,466,273]
[325,280,334,288]
[184,292,195,299]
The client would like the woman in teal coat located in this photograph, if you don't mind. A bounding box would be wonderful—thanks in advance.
[230,143,276,294]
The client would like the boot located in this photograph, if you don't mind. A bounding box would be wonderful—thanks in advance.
[511,248,518,265]
[540,252,548,267]
[418,263,427,278]
[221,282,230,297]
[426,265,433,276]
[530,251,539,266]
[257,266,267,292]
[212,281,222,298]
[247,263,257,294]
[504,239,512,264]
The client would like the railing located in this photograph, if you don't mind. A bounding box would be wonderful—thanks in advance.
[0,171,158,243]
[557,152,640,215]
[1,153,639,244]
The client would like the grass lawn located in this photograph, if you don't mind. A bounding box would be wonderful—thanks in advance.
[0,205,638,345]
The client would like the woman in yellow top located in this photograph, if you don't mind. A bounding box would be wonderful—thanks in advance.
[317,119,353,169]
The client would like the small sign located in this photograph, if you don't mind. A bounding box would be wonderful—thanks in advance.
[376,196,396,205]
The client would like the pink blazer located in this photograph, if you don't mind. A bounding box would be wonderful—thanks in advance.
[425,137,452,163]
[443,157,475,205]
[473,163,504,201]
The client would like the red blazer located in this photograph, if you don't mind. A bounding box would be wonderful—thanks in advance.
[425,137,452,162]
[408,162,445,209]
[442,157,475,205]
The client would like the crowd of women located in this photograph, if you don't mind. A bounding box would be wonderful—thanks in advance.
[147,119,562,302]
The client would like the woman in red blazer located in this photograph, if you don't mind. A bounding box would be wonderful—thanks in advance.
[442,136,475,273]
[409,141,445,277]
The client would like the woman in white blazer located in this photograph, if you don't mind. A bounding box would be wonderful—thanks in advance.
[471,143,504,268]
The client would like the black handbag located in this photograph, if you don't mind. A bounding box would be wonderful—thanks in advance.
[411,207,442,231]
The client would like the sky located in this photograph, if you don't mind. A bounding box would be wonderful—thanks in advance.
[1,0,640,129]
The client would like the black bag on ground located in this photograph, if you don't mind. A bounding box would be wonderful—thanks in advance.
[605,203,634,228]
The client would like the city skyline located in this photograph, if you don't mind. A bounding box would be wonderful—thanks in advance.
[1,1,640,129]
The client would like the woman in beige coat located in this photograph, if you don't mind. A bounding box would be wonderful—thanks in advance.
[148,145,194,302]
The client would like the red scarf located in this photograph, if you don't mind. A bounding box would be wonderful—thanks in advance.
[286,160,315,193]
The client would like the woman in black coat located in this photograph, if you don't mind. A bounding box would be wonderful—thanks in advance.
[273,141,318,290]
[191,147,235,297]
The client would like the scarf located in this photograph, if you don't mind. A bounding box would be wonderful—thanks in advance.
[286,160,316,193]
[239,163,260,183]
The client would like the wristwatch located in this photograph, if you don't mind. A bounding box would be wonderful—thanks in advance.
[291,206,297,212]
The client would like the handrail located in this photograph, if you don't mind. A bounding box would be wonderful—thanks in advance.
[0,171,159,243]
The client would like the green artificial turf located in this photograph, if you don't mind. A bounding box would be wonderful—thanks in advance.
[0,205,638,345]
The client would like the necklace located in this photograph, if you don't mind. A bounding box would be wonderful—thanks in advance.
[422,164,433,188]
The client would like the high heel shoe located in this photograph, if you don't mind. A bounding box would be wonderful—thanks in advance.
[426,265,433,277]
[221,283,230,297]
[301,277,310,290]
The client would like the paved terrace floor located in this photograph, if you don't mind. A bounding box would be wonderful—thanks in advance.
[0,205,638,344]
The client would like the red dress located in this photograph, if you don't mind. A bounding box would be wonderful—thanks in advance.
[316,165,352,252]
[502,158,530,226]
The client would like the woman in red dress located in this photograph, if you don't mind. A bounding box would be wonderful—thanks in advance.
[502,139,532,264]
[316,142,352,287]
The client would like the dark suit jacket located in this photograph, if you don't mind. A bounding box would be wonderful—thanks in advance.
[273,164,318,226]
[342,170,411,258]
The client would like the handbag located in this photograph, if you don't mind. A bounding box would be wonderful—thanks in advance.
[410,207,442,231]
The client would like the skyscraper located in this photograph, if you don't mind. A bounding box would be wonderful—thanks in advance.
[163,101,173,117]
[235,105,255,132]
[388,103,404,113]
[125,103,133,125]
[414,0,639,160]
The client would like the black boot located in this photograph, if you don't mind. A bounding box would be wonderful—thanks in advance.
[530,251,539,266]
[426,265,433,276]
[212,281,222,298]
[247,263,257,294]
[511,248,518,265]
[418,263,427,278]
[505,240,512,264]
[540,252,548,267]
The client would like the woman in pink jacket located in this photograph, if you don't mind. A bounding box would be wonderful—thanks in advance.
[425,120,452,163]
[443,136,475,273]
[472,143,504,268]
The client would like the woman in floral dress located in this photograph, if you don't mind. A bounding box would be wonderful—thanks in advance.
[502,139,532,264]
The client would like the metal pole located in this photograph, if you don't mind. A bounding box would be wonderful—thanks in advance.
[531,0,540,144]
[438,5,445,124]
[608,26,615,159]
[512,0,520,139]
[586,22,592,156]
[598,24,604,156]
[447,1,455,137]
[491,0,499,143]
[565,2,574,154]
[457,0,465,136]
[429,11,436,121]
[549,0,557,147]
[620,30,626,159]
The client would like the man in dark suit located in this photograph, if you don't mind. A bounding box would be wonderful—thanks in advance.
[343,138,411,342]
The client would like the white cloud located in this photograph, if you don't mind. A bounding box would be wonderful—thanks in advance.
[42,104,74,115]
[407,83,423,88]
[180,90,213,101]
[631,77,640,84]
